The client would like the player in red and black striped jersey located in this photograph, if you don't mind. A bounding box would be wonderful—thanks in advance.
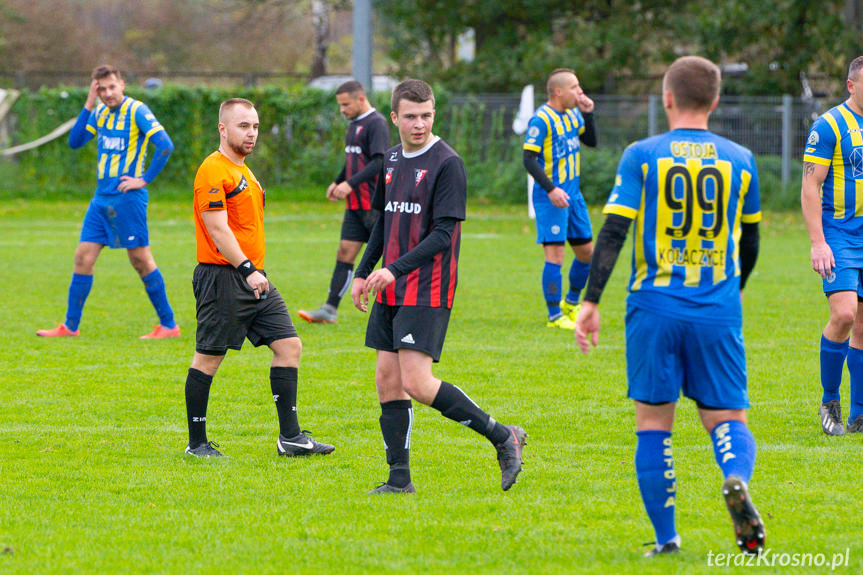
[352,79,527,494]
[298,80,390,324]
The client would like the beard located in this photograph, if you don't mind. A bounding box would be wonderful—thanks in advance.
[227,137,253,157]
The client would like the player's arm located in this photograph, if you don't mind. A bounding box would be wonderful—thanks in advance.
[580,112,597,148]
[523,150,569,208]
[352,171,386,311]
[739,222,759,290]
[800,160,832,277]
[365,156,466,295]
[575,214,633,353]
[200,210,269,299]
[333,154,384,200]
[69,80,101,149]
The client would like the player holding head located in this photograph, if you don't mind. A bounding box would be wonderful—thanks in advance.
[37,65,178,339]
[351,79,527,494]
[575,56,765,556]
[183,98,334,458]
[298,80,390,324]
[522,68,598,330]
[802,55,863,435]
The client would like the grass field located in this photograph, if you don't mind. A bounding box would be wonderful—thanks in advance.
[0,197,859,574]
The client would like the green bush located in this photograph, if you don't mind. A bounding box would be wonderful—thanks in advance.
[1,85,802,210]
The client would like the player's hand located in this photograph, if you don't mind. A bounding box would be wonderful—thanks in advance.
[575,301,600,354]
[325,182,338,201]
[366,268,396,296]
[810,241,835,278]
[85,79,100,111]
[245,270,269,300]
[575,90,594,114]
[331,181,353,200]
[548,187,570,208]
[351,277,369,312]
[118,176,147,193]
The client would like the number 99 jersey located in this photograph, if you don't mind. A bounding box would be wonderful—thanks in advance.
[603,129,761,326]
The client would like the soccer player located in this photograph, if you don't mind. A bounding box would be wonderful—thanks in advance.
[37,65,178,339]
[802,55,863,436]
[183,98,334,458]
[351,79,527,494]
[523,68,597,330]
[298,80,389,324]
[575,56,765,556]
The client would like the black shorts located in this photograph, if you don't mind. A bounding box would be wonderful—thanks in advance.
[340,209,378,243]
[193,263,298,355]
[365,302,451,362]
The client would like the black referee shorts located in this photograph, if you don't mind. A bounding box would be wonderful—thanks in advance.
[365,301,451,362]
[193,263,298,355]
[340,209,378,243]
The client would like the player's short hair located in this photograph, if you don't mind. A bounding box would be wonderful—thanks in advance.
[336,80,365,97]
[663,56,721,111]
[546,68,576,96]
[219,98,255,123]
[92,65,121,81]
[391,79,434,114]
[848,56,863,81]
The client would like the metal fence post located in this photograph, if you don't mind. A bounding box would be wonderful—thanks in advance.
[782,94,792,186]
[648,94,659,137]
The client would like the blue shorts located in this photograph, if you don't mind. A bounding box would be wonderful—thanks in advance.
[822,264,863,297]
[533,191,592,244]
[625,306,749,409]
[79,191,150,249]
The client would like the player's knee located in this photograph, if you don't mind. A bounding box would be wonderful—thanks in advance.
[271,336,302,364]
[830,308,856,332]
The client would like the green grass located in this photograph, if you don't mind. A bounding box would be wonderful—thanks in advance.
[0,197,859,574]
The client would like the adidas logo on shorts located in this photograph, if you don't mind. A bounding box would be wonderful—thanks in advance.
[400,333,416,344]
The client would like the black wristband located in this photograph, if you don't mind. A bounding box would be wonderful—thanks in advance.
[236,259,257,279]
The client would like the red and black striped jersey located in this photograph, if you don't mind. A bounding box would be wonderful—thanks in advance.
[375,137,467,308]
[343,109,389,211]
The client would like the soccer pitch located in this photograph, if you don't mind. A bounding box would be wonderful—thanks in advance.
[1,198,859,574]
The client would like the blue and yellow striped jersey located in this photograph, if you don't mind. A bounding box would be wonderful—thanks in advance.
[604,129,761,325]
[804,102,863,257]
[84,96,166,195]
[523,104,585,198]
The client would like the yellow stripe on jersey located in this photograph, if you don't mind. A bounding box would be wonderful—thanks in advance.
[838,107,863,217]
[631,164,649,291]
[738,170,762,223]
[85,124,97,135]
[135,133,152,177]
[123,102,142,175]
[824,113,845,218]
[116,99,132,131]
[108,150,121,178]
[537,110,554,180]
[96,107,108,129]
[98,154,107,179]
[603,203,638,219]
[803,154,831,166]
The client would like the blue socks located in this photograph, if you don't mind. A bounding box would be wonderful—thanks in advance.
[820,335,848,403]
[846,347,863,424]
[566,259,590,304]
[142,268,176,328]
[711,420,756,483]
[542,261,562,318]
[635,430,677,546]
[65,273,94,331]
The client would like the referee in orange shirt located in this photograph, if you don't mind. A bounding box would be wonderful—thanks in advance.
[183,98,334,458]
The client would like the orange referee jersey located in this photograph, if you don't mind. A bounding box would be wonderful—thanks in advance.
[193,150,266,268]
